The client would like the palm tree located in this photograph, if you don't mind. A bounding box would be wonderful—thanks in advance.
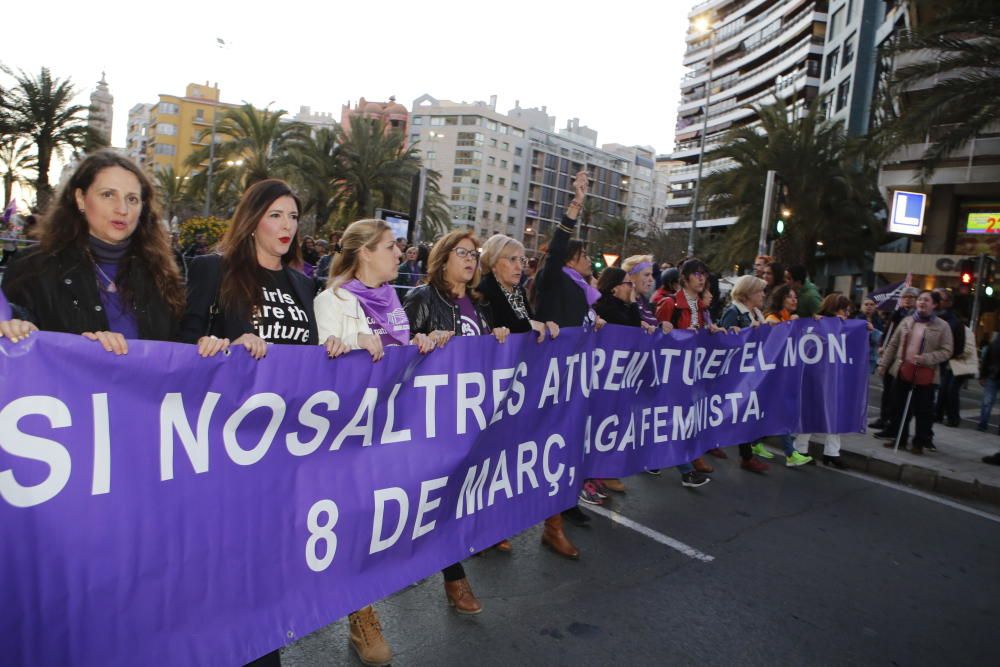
[187,103,302,190]
[285,126,345,235]
[701,97,881,272]
[416,169,453,241]
[336,116,420,218]
[1,67,91,210]
[591,215,640,260]
[0,137,37,207]
[875,1,1000,176]
[153,166,195,223]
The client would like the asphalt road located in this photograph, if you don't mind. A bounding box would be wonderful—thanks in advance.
[280,455,1000,667]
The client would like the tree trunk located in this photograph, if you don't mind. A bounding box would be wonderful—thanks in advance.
[35,145,53,212]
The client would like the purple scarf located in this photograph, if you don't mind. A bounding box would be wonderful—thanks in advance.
[914,311,937,323]
[341,279,411,346]
[562,267,600,306]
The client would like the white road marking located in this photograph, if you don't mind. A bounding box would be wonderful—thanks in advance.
[581,504,716,562]
[823,466,1000,524]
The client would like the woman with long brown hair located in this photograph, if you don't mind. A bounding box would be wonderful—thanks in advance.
[1,150,182,349]
[402,229,510,616]
[179,179,348,359]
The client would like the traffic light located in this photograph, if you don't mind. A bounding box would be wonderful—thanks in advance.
[958,258,976,286]
[767,175,790,241]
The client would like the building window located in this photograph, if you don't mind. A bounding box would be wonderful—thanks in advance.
[430,117,445,126]
[842,34,855,67]
[461,116,479,126]
[498,177,506,186]
[511,181,519,191]
[824,48,840,81]
[507,216,515,225]
[836,77,851,111]
[453,167,481,184]
[410,133,420,144]
[494,213,502,222]
[513,165,521,174]
[154,144,176,156]
[830,7,843,40]
[158,102,179,115]
[502,142,509,151]
[412,116,424,125]
[426,151,436,160]
[489,138,498,147]
[500,159,508,169]
[457,132,484,147]
[485,120,498,131]
[455,150,482,165]
[486,174,494,184]
[510,199,518,208]
[488,156,496,166]
[156,123,177,136]
[484,192,492,202]
[514,146,523,157]
[195,109,204,121]
[496,195,504,204]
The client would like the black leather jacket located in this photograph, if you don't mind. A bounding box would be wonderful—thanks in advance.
[403,284,493,336]
[2,245,178,340]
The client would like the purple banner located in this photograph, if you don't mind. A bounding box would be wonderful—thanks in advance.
[0,319,867,666]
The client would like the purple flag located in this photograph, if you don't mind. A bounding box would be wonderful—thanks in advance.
[0,320,868,666]
[1,198,14,224]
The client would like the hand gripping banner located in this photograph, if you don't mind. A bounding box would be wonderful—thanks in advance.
[0,319,868,666]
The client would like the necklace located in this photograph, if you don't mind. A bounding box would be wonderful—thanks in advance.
[94,264,118,293]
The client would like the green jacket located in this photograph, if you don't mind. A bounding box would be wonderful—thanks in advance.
[795,280,821,317]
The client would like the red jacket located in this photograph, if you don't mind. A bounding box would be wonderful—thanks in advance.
[655,289,709,330]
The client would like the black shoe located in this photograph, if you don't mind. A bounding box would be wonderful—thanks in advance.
[681,471,710,488]
[646,468,662,476]
[823,455,848,469]
[562,506,591,526]
[873,430,896,440]
[924,442,937,452]
[945,418,960,428]
[868,419,885,429]
[983,453,1000,465]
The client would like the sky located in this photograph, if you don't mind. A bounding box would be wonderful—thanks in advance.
[3,0,694,162]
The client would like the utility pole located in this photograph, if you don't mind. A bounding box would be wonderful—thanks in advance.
[758,170,777,256]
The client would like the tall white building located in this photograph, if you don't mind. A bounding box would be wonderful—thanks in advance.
[665,0,827,236]
[602,143,657,230]
[409,94,530,241]
[125,103,153,167]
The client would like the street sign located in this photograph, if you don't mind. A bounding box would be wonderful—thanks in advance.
[965,211,1000,234]
[888,190,926,236]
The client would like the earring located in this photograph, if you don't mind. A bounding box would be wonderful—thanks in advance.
[79,208,85,213]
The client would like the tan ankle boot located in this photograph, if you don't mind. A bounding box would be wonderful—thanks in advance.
[541,513,580,559]
[348,605,392,667]
[444,577,482,614]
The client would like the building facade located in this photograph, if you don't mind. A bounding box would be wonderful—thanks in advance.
[341,97,410,139]
[665,0,828,234]
[125,103,153,167]
[144,83,237,174]
[88,73,114,148]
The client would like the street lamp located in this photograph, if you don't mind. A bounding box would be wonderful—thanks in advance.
[687,16,717,258]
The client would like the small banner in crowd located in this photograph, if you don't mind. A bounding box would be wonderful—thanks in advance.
[0,319,868,666]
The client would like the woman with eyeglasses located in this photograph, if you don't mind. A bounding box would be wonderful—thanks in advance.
[476,233,579,559]
[402,229,510,616]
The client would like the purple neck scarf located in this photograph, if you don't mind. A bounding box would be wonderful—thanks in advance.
[341,279,411,346]
[562,267,600,306]
[914,311,937,324]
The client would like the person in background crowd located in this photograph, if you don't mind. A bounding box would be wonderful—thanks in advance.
[182,231,210,262]
[403,229,511,616]
[621,254,661,328]
[301,235,320,266]
[397,245,424,287]
[764,284,798,323]
[477,232,581,558]
[532,170,610,521]
[522,255,538,292]
[314,235,338,280]
[313,217,437,667]
[978,333,1000,433]
[721,276,813,471]
[762,260,785,297]
[870,287,919,430]
[0,150,183,350]
[874,290,954,454]
[754,254,773,279]
[932,288,966,427]
[855,297,884,374]
[793,293,859,469]
[652,267,680,305]
[785,265,821,317]
[656,258,726,469]
[395,237,408,255]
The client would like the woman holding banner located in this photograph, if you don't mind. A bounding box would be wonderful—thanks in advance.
[477,232,582,558]
[311,218,436,667]
[179,179,349,360]
[403,229,510,616]
[764,284,799,324]
[1,150,183,350]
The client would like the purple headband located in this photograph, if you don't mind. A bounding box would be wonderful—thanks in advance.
[628,261,653,275]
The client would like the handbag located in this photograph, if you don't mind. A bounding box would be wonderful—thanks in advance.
[898,327,934,386]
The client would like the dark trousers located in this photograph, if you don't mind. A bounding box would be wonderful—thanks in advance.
[880,372,895,422]
[888,379,937,446]
[738,442,753,461]
[442,562,466,581]
[934,366,963,423]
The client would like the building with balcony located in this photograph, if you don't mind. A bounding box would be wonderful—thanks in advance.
[665,0,829,235]
[341,97,409,140]
[602,143,657,230]
[817,0,883,136]
[409,94,530,242]
[143,83,239,175]
[125,103,153,167]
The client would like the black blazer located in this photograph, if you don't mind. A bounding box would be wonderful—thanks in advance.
[477,273,533,334]
[2,245,178,341]
[403,284,492,337]
[179,253,319,344]
[594,294,642,328]
[533,214,589,328]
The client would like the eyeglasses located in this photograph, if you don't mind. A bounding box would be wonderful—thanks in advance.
[452,247,480,261]
[621,280,634,287]
[503,255,528,267]
[690,271,706,278]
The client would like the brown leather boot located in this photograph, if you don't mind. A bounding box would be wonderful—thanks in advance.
[348,605,392,667]
[444,577,482,614]
[692,457,714,473]
[541,513,580,559]
[494,538,512,552]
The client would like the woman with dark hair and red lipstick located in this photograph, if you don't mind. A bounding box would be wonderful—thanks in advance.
[179,178,349,359]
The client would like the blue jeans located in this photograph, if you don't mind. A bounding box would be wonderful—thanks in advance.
[980,378,998,430]
[677,463,693,474]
